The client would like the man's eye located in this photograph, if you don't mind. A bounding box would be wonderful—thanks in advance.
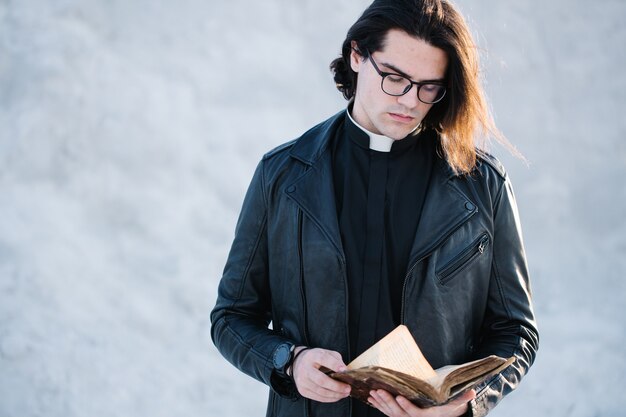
[422,84,441,92]
[386,75,406,84]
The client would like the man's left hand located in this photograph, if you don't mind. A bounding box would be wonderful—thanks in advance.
[368,389,475,417]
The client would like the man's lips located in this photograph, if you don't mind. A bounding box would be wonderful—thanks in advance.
[388,112,415,123]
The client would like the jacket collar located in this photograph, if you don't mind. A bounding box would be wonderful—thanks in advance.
[288,111,345,166]
[285,110,476,263]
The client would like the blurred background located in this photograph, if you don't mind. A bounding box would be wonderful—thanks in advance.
[1,0,625,416]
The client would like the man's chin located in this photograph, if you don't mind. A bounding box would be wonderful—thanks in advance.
[384,127,420,140]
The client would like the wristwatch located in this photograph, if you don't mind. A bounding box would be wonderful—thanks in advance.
[272,342,296,377]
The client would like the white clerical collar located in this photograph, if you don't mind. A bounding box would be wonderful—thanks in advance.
[346,109,395,153]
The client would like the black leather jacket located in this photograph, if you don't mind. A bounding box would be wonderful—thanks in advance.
[211,111,538,417]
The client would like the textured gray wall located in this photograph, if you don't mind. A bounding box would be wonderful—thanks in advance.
[1,1,625,416]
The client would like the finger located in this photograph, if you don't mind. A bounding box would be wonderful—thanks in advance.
[309,367,352,393]
[315,349,348,372]
[368,391,389,415]
[294,362,351,394]
[292,348,352,403]
[368,393,382,409]
[295,348,351,393]
[450,389,476,405]
[300,387,349,403]
[297,375,351,403]
[296,348,346,373]
[394,389,475,417]
[395,395,421,415]
[440,389,475,415]
[300,371,349,394]
[371,390,408,417]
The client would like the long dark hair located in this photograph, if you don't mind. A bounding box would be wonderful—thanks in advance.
[330,0,517,174]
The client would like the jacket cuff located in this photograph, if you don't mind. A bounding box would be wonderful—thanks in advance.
[269,371,299,399]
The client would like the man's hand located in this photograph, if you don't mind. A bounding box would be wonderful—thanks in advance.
[368,388,476,417]
[290,346,352,403]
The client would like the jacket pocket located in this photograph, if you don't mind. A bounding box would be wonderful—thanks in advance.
[436,233,490,285]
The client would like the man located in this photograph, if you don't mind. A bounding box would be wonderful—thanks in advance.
[211,1,538,416]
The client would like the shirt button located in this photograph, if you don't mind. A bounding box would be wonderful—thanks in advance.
[286,185,296,193]
[465,202,475,211]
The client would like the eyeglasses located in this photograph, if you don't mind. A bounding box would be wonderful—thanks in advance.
[367,53,447,104]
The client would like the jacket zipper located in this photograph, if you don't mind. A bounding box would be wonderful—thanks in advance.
[297,209,311,346]
[400,210,478,323]
[299,210,348,417]
[337,245,350,417]
[437,233,490,285]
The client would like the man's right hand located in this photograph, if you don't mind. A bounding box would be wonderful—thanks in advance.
[290,346,352,403]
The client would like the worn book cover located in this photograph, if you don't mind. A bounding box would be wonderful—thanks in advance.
[325,325,514,408]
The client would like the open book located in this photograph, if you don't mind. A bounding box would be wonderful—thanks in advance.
[324,325,514,408]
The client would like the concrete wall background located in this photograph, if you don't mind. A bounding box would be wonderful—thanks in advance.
[1,1,624,416]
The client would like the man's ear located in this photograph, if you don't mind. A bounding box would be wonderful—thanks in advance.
[350,40,363,73]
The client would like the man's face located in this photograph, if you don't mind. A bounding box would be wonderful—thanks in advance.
[350,29,448,140]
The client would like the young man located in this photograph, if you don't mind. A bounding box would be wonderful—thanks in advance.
[211,1,538,416]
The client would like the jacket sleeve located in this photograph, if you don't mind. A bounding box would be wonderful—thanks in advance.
[469,173,539,416]
[210,160,298,398]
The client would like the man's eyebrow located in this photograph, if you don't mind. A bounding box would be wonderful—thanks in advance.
[379,60,446,83]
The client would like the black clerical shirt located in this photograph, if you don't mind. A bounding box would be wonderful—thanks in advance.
[332,112,435,417]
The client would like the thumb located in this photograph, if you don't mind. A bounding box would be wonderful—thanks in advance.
[320,350,348,372]
[446,389,476,415]
[454,389,476,405]
[462,389,476,401]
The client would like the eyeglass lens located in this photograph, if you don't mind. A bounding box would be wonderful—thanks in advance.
[381,75,445,104]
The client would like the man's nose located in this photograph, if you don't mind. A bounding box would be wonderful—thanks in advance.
[396,86,420,109]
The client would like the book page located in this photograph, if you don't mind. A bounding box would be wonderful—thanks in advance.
[347,325,437,380]
[427,356,514,393]
[425,364,465,389]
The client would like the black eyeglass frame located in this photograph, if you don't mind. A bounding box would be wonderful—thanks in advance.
[366,52,447,104]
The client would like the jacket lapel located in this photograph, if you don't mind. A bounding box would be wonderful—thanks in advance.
[285,112,345,256]
[287,152,344,256]
[408,159,478,264]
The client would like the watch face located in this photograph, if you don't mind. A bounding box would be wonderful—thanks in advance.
[273,344,291,370]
